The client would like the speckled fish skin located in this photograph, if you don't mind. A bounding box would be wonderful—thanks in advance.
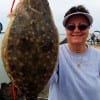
[1,0,59,99]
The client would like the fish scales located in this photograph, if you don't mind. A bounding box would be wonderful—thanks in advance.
[1,0,59,99]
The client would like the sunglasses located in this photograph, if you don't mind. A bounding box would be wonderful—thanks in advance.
[66,23,90,31]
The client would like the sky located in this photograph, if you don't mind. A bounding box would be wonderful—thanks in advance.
[49,0,100,34]
[0,0,100,34]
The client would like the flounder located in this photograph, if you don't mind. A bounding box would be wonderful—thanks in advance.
[1,0,59,99]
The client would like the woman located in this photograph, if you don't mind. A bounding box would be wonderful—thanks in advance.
[48,5,100,100]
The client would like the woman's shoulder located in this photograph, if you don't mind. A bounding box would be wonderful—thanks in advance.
[89,45,100,53]
[59,43,68,48]
[59,43,68,52]
[88,45,100,58]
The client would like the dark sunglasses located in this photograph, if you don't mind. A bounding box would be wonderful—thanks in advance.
[66,23,90,31]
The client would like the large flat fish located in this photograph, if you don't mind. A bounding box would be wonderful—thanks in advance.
[1,0,59,99]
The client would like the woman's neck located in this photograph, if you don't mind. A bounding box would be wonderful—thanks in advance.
[68,44,88,53]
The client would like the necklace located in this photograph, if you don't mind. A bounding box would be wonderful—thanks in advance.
[77,64,81,68]
[70,55,83,68]
[65,44,89,68]
[66,44,89,68]
[66,45,85,68]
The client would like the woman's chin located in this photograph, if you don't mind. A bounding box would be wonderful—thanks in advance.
[71,40,83,44]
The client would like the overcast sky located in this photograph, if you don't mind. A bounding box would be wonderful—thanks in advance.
[0,0,100,34]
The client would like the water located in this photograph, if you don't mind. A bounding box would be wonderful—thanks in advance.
[0,34,10,84]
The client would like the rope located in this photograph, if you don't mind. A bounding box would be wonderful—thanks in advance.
[11,83,17,100]
[10,0,16,13]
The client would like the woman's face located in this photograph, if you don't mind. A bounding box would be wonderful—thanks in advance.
[65,15,90,45]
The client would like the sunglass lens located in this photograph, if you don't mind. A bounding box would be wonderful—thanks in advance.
[78,24,89,30]
[66,24,75,31]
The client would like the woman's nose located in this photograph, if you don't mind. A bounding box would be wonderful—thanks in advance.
[74,26,80,32]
